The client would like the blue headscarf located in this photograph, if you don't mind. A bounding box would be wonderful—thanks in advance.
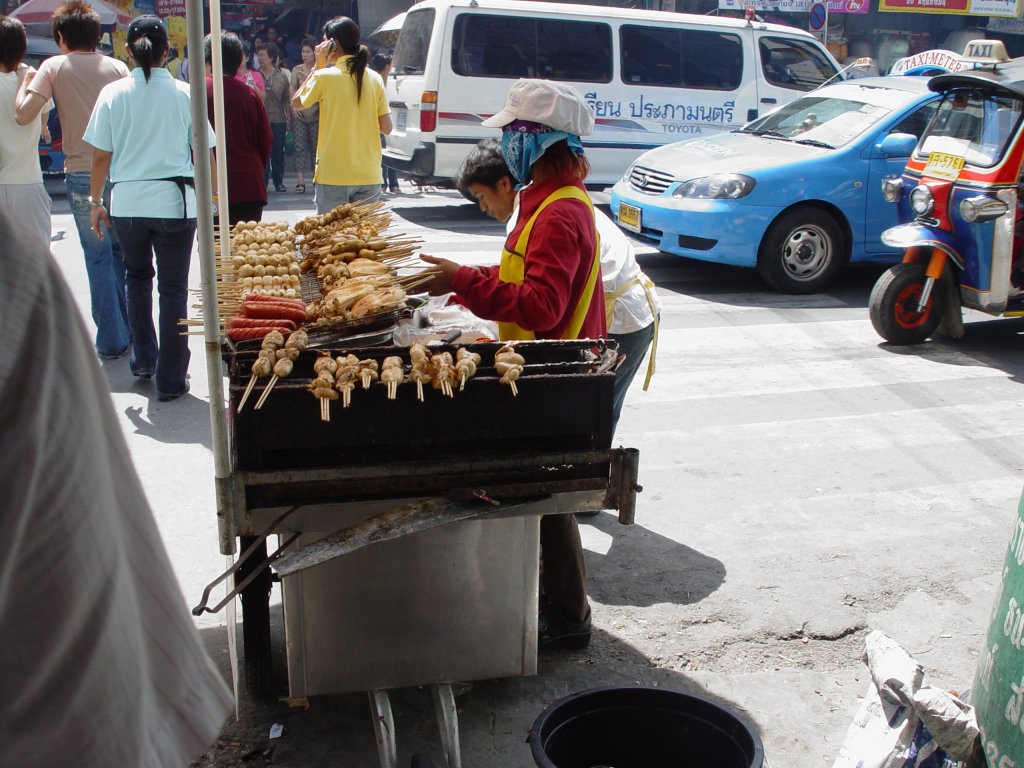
[500,120,585,189]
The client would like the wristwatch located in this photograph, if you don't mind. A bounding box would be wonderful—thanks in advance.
[87,196,105,207]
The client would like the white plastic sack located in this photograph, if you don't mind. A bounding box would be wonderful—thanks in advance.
[832,630,978,768]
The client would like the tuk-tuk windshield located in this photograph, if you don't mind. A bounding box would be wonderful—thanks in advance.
[917,89,1024,168]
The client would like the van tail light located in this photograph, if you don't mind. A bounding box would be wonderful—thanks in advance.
[420,91,437,133]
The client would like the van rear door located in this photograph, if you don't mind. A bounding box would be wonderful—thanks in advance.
[386,8,439,178]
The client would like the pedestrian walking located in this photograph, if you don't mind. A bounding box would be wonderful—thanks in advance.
[256,42,290,193]
[15,0,131,361]
[291,16,391,214]
[288,39,318,194]
[83,15,216,401]
[0,15,52,250]
[206,31,272,224]
[370,52,399,194]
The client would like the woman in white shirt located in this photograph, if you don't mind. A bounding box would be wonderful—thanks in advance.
[0,16,51,249]
[83,16,214,401]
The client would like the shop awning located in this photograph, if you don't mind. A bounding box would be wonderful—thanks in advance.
[10,0,133,26]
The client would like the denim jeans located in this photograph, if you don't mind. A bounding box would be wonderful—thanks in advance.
[314,183,380,214]
[66,172,131,357]
[609,319,656,431]
[264,122,286,188]
[111,216,196,397]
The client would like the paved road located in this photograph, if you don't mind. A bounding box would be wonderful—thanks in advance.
[48,180,1024,767]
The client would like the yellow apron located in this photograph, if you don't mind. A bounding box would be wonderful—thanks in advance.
[604,275,660,391]
[497,186,601,342]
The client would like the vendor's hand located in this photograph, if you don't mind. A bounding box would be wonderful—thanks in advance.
[419,254,461,296]
[90,203,111,242]
[41,124,51,145]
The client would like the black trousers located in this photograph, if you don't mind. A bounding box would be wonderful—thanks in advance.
[540,514,590,629]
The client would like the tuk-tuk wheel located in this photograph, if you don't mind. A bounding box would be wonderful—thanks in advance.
[757,207,846,294]
[868,262,945,345]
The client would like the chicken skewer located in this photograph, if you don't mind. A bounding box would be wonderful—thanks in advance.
[455,348,480,391]
[238,354,273,412]
[255,356,293,410]
[494,344,524,396]
[238,331,286,412]
[380,355,404,400]
[430,351,456,398]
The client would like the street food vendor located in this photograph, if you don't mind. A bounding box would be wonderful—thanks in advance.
[421,79,604,650]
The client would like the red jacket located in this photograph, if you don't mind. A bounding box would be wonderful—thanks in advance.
[206,75,272,205]
[452,177,606,340]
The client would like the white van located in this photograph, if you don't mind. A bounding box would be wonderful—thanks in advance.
[384,0,842,188]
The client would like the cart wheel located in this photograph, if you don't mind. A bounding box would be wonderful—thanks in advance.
[411,754,435,768]
[757,207,846,294]
[238,535,274,698]
[869,262,945,345]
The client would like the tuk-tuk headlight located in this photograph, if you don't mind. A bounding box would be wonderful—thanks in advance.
[909,185,934,217]
[960,196,1008,223]
[881,176,903,203]
[673,174,756,200]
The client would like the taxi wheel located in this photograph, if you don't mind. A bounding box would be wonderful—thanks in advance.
[868,262,945,345]
[757,208,846,294]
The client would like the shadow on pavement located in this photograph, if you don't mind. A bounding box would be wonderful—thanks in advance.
[876,315,1024,386]
[582,511,726,608]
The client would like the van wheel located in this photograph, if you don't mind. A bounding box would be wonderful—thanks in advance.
[868,262,945,345]
[757,208,846,294]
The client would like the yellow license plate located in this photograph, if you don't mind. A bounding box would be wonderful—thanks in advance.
[924,151,965,181]
[618,202,642,233]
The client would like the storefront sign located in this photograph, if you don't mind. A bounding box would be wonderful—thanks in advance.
[155,0,185,15]
[718,0,868,13]
[880,0,1020,15]
[986,16,1024,34]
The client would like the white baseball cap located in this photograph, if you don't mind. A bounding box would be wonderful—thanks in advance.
[482,79,595,136]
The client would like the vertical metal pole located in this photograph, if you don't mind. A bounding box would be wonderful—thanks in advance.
[184,0,236,555]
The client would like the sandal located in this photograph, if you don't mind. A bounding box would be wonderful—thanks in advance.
[295,183,305,194]
[275,184,287,193]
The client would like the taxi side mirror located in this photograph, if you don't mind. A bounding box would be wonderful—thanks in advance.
[879,132,918,158]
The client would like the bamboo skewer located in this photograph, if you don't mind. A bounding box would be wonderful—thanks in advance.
[238,375,259,412]
[254,376,278,410]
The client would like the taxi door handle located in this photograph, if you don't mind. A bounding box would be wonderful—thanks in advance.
[761,97,777,104]
[389,101,407,109]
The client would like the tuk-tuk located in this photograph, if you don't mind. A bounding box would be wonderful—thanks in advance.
[869,40,1024,344]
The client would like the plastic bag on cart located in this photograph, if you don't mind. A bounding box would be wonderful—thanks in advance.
[832,630,978,768]
[393,292,498,346]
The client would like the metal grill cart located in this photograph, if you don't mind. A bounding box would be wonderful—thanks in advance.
[182,6,639,763]
[194,338,641,767]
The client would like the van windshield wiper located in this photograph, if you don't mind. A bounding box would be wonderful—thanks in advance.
[737,129,790,140]
[792,138,836,149]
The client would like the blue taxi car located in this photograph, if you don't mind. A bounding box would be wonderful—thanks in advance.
[609,76,940,293]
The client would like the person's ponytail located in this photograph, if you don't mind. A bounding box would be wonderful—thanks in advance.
[347,44,369,102]
[130,35,161,81]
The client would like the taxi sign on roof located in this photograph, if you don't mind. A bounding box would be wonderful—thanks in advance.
[961,39,1010,66]
[889,49,963,75]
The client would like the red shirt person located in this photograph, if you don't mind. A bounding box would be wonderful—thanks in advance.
[421,79,604,650]
[204,31,271,224]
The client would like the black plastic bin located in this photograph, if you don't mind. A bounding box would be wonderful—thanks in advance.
[529,686,765,768]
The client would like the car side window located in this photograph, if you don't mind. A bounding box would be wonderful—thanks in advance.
[891,103,938,141]
[451,14,612,83]
[758,37,839,92]
[620,26,742,90]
